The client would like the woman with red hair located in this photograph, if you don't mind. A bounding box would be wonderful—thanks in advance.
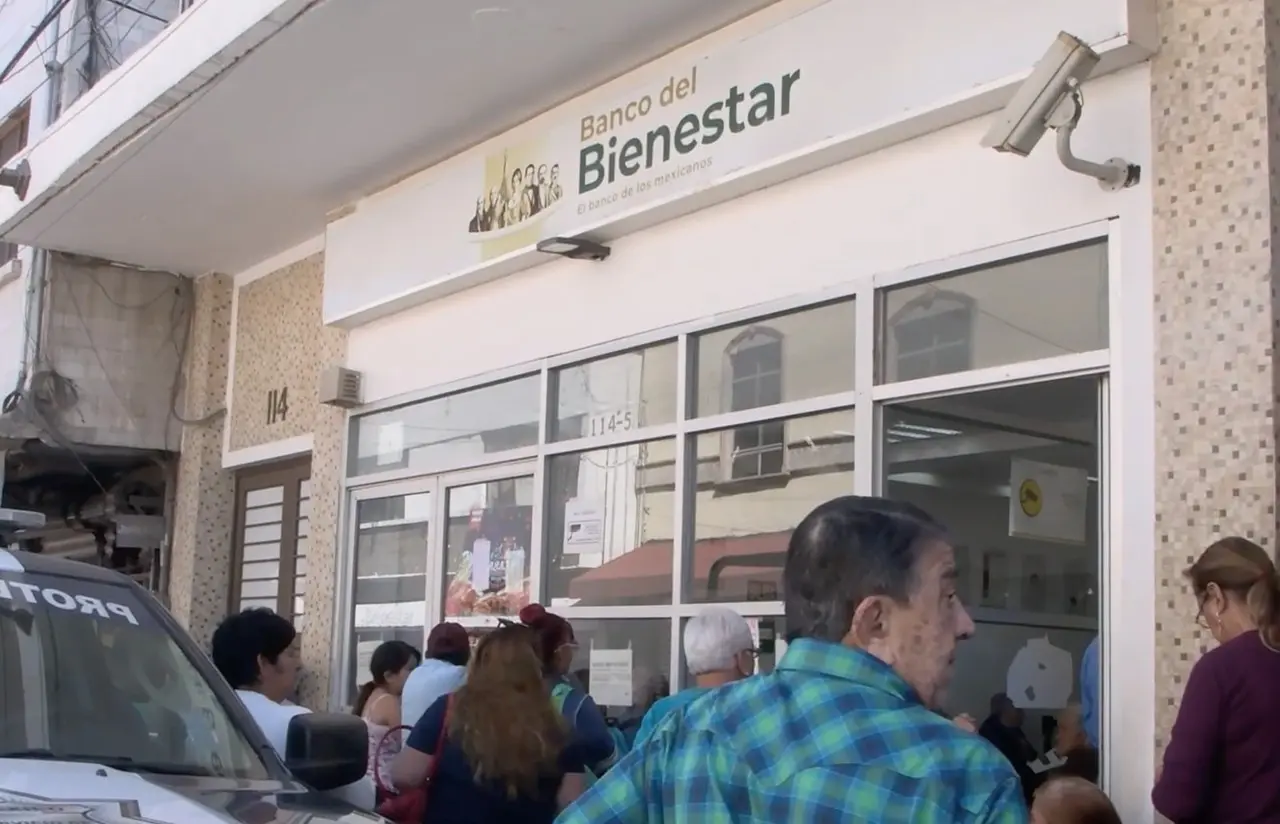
[518,604,617,776]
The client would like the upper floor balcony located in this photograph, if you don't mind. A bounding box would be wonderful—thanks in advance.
[0,0,785,276]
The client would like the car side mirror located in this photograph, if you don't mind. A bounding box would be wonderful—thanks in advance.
[284,712,368,791]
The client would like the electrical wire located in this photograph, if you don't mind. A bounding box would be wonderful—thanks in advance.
[0,0,74,84]
[24,0,329,247]
[0,0,198,162]
[0,0,130,118]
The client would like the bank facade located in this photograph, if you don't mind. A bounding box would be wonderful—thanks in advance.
[0,0,1266,821]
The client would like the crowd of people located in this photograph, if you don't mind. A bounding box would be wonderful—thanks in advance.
[208,495,1280,823]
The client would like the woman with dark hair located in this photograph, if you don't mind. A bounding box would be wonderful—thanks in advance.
[1153,536,1280,822]
[518,603,617,778]
[389,624,590,823]
[354,640,421,792]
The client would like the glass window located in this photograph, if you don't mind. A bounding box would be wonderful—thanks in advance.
[879,242,1108,384]
[544,439,675,607]
[882,376,1100,763]
[551,341,679,441]
[443,476,535,618]
[0,571,269,779]
[686,409,856,603]
[348,375,542,476]
[693,299,856,418]
[350,491,430,692]
[562,618,671,725]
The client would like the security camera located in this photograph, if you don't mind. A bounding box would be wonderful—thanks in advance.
[980,31,1139,192]
[981,32,1099,156]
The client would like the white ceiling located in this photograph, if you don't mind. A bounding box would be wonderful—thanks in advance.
[9,0,779,274]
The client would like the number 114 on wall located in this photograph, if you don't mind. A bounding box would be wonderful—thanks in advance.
[266,387,289,424]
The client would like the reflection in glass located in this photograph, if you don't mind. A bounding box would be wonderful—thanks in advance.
[551,342,679,441]
[693,299,855,418]
[348,375,542,476]
[879,242,1108,384]
[443,477,535,617]
[350,492,431,696]
[687,409,856,603]
[881,376,1100,757]
[562,618,671,726]
[545,440,674,606]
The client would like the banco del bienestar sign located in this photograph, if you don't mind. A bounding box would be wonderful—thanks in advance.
[323,0,1130,323]
[576,67,802,202]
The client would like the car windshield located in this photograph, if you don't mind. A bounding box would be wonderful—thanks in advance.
[0,568,270,780]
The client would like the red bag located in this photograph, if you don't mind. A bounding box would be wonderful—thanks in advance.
[374,696,451,824]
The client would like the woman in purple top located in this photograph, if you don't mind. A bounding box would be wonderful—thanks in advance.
[1153,536,1280,823]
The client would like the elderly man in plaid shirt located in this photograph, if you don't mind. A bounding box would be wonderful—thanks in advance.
[555,496,1028,823]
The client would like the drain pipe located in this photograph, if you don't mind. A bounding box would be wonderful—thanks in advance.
[15,248,48,395]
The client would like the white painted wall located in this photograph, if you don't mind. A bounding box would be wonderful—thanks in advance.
[0,0,70,399]
[346,67,1150,403]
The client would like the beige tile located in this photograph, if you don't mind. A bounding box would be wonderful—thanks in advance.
[1151,0,1279,764]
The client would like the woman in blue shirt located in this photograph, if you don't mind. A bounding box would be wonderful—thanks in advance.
[390,624,592,823]
[518,603,618,774]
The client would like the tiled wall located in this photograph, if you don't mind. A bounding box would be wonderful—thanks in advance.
[169,273,235,645]
[1151,0,1277,761]
[223,251,348,707]
[228,253,346,450]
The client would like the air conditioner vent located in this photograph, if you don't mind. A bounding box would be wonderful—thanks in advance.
[319,366,362,409]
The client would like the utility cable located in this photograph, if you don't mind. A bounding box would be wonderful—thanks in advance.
[0,0,73,84]
[22,0,328,248]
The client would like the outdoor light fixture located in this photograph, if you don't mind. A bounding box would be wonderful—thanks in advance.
[536,236,611,261]
[0,159,30,200]
[981,31,1139,192]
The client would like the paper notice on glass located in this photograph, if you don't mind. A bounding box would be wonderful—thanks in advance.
[1006,637,1074,709]
[1009,458,1089,545]
[506,548,527,591]
[470,538,492,591]
[589,648,633,707]
[375,421,405,466]
[564,498,604,555]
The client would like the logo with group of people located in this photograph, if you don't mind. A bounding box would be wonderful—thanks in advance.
[466,151,565,241]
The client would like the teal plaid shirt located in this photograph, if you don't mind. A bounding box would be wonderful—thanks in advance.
[556,638,1028,823]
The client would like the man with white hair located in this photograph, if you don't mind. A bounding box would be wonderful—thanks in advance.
[632,606,756,747]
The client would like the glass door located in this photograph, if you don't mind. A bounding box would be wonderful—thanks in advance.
[342,479,435,704]
[437,464,537,631]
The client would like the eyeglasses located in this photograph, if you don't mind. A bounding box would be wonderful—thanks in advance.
[1195,596,1211,629]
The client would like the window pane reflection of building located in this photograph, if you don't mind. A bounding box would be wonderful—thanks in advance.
[882,376,1099,759]
[879,242,1108,384]
[551,342,678,441]
[564,618,671,727]
[350,492,431,693]
[687,409,856,603]
[443,477,535,618]
[348,374,542,476]
[693,299,856,418]
[545,440,674,607]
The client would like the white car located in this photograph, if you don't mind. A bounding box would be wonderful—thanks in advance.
[0,547,389,824]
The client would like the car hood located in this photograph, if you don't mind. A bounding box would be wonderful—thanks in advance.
[0,758,387,823]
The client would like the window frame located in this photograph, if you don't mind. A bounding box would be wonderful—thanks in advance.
[718,325,789,486]
[332,220,1116,759]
